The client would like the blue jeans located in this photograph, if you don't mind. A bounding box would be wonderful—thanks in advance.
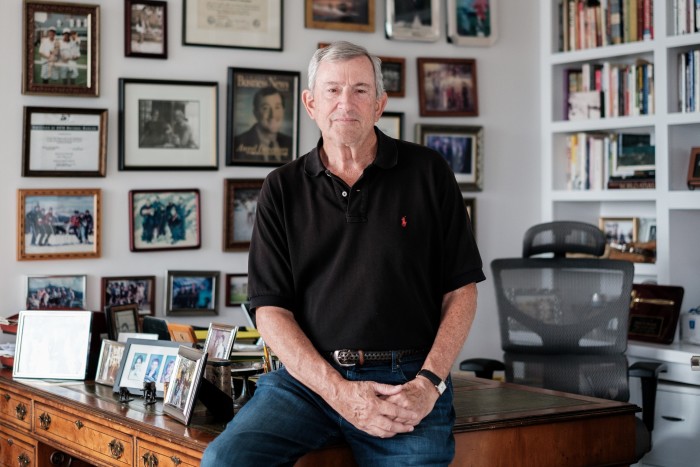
[201,352,455,466]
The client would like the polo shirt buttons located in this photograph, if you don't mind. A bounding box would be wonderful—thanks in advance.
[341,191,347,197]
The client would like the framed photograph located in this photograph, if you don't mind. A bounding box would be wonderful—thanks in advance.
[447,0,498,46]
[183,0,282,51]
[599,217,639,246]
[118,78,218,170]
[129,189,201,252]
[163,346,208,425]
[305,0,375,32]
[377,111,404,140]
[25,274,86,310]
[113,338,185,397]
[18,188,100,261]
[94,340,126,386]
[22,1,100,97]
[14,310,93,380]
[385,0,440,42]
[688,147,700,190]
[167,323,198,343]
[166,270,219,316]
[22,106,107,177]
[380,56,406,97]
[203,323,238,360]
[464,197,476,237]
[125,0,167,58]
[417,57,478,116]
[613,133,654,176]
[101,275,156,316]
[416,124,483,191]
[105,303,141,341]
[225,274,249,306]
[638,217,657,242]
[226,67,300,166]
[223,179,263,251]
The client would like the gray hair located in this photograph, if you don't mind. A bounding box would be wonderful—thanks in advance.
[307,41,385,98]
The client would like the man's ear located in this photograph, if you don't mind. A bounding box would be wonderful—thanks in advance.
[375,92,388,121]
[302,89,315,119]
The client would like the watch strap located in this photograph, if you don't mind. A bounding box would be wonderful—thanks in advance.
[417,369,446,395]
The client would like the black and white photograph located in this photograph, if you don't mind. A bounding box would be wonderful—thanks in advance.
[386,0,440,41]
[106,303,141,341]
[25,274,86,310]
[223,179,263,251]
[379,56,406,97]
[166,270,219,316]
[126,0,167,58]
[417,124,483,191]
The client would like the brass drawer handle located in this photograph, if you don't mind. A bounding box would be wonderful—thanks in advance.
[3,393,9,401]
[17,452,30,467]
[15,403,26,421]
[74,420,84,430]
[108,439,124,460]
[142,452,158,467]
[39,413,51,430]
[7,438,13,445]
[170,455,181,465]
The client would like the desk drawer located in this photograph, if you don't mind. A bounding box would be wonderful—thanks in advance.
[136,439,200,467]
[34,402,133,466]
[0,387,31,431]
[0,424,35,467]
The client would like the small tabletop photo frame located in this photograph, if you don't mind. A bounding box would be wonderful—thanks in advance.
[113,338,185,397]
[163,346,208,425]
[94,339,126,386]
[203,323,238,360]
[105,303,141,341]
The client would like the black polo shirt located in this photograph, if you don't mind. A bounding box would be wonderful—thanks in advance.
[248,128,485,351]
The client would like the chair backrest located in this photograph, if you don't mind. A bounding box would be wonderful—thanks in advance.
[522,220,606,258]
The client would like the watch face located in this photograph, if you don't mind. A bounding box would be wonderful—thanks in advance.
[437,380,447,395]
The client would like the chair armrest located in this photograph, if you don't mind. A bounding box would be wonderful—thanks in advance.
[459,358,505,380]
[628,361,667,433]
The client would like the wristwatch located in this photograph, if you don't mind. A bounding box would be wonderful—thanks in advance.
[417,369,447,395]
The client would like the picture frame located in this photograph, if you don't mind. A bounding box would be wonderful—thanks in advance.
[125,0,167,59]
[18,188,101,261]
[599,217,639,246]
[416,124,484,191]
[101,275,156,316]
[163,346,208,425]
[203,323,238,360]
[22,106,108,177]
[305,0,375,32]
[168,323,198,343]
[446,0,498,46]
[94,339,126,386]
[165,270,219,316]
[105,303,141,341]
[14,310,93,380]
[385,0,440,42]
[688,147,700,190]
[225,274,249,306]
[118,78,218,170]
[379,56,406,97]
[129,189,201,252]
[183,0,282,51]
[417,57,478,116]
[25,274,86,310]
[223,179,264,251]
[464,197,476,237]
[22,1,100,97]
[113,338,185,397]
[226,67,300,166]
[376,111,404,140]
[142,316,171,340]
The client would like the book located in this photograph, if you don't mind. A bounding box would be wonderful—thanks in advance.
[568,90,602,120]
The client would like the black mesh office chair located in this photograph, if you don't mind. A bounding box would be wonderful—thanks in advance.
[461,221,665,461]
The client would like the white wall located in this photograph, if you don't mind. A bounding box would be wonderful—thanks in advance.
[0,1,540,367]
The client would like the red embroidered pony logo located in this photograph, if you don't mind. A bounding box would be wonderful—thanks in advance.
[401,216,407,228]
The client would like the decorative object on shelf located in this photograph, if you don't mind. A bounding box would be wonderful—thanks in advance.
[599,216,655,263]
[679,306,700,345]
[415,124,483,191]
[113,338,185,398]
[94,339,126,387]
[463,197,476,237]
[688,147,700,190]
[182,0,282,50]
[22,106,108,177]
[376,111,404,140]
[226,67,300,167]
[203,323,238,360]
[143,381,157,405]
[225,274,249,306]
[125,0,167,59]
[379,56,406,97]
[417,57,478,116]
[128,189,201,252]
[101,275,156,316]
[628,283,685,345]
[305,0,374,32]
[24,274,87,310]
[17,188,101,261]
[105,303,141,341]
[598,215,637,246]
[223,179,263,251]
[446,0,497,46]
[118,387,134,403]
[165,270,220,316]
[22,1,100,97]
[118,78,219,170]
[163,346,208,425]
[386,0,440,41]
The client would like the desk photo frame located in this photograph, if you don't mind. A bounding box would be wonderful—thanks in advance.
[113,338,185,397]
[163,346,208,425]
[94,339,126,386]
[203,323,238,360]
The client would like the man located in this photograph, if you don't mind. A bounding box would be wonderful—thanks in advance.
[172,109,197,148]
[233,86,293,163]
[38,26,59,83]
[202,41,483,466]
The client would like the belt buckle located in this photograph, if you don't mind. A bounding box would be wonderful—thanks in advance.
[332,349,355,367]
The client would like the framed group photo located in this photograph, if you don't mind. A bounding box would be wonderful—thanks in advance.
[447,0,497,46]
[119,78,218,170]
[223,179,263,251]
[385,0,440,42]
[125,0,167,58]
[417,58,478,116]
[22,106,108,177]
[225,274,248,306]
[163,346,208,425]
[226,67,300,166]
[416,124,484,191]
[101,275,156,316]
[18,188,101,261]
[22,1,100,97]
[599,217,639,246]
[129,189,201,252]
[113,338,184,397]
[305,0,375,32]
[165,270,219,316]
[25,274,86,310]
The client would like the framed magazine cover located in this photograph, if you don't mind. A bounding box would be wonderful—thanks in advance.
[447,0,497,46]
[416,124,483,191]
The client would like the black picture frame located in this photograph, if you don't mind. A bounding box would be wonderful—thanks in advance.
[377,111,404,140]
[223,179,263,251]
[125,0,167,59]
[379,56,406,97]
[688,147,700,190]
[101,275,156,316]
[105,303,141,341]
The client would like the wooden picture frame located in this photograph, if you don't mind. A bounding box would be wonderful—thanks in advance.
[464,197,476,237]
[125,0,167,59]
[416,124,483,191]
[203,323,238,360]
[226,67,300,166]
[22,106,108,177]
[377,111,404,140]
[305,0,375,32]
[165,270,219,316]
[25,274,87,310]
[446,0,497,46]
[223,179,264,251]
[417,57,478,117]
[167,323,198,343]
[129,189,201,252]
[18,188,100,261]
[163,346,208,425]
[101,275,156,316]
[225,274,249,306]
[385,0,440,42]
[94,339,126,386]
[118,78,219,170]
[113,338,185,397]
[688,147,700,190]
[183,0,282,51]
[599,217,639,246]
[379,56,406,97]
[22,1,100,97]
[105,303,141,341]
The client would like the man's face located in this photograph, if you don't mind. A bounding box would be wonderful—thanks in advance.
[254,93,285,134]
[302,56,386,147]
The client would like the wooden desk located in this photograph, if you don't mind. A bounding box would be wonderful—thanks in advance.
[0,369,637,466]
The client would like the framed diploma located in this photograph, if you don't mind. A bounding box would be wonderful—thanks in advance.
[22,107,107,177]
[182,0,283,51]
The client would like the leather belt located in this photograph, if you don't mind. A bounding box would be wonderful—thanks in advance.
[330,349,423,367]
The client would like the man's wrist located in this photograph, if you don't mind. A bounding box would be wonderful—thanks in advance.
[416,369,447,395]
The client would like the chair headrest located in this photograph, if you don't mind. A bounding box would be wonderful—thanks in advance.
[522,221,606,258]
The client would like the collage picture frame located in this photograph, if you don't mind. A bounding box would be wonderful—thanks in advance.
[113,338,185,397]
